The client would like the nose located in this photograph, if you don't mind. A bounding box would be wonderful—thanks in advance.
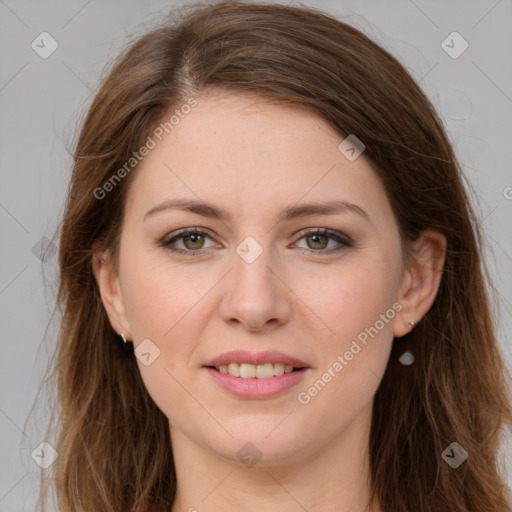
[218,243,292,333]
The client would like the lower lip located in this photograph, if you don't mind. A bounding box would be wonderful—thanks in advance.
[204,367,311,399]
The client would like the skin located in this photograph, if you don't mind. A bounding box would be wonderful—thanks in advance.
[93,90,446,512]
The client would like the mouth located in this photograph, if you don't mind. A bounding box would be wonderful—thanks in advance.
[206,362,306,379]
[202,350,311,398]
[203,365,311,399]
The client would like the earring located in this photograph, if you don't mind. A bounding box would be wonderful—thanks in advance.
[399,350,415,365]
[117,332,133,355]
[398,320,417,365]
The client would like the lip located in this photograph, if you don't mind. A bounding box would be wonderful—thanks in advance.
[204,367,312,399]
[203,350,310,368]
[202,350,311,399]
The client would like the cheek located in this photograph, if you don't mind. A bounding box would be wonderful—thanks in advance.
[119,256,217,416]
[297,291,396,429]
[301,251,401,406]
[317,255,401,338]
[120,247,215,341]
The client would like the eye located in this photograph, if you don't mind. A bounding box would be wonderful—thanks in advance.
[293,228,352,255]
[160,227,352,257]
[161,228,217,255]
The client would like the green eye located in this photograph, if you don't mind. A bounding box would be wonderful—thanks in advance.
[179,232,207,250]
[162,228,215,256]
[161,227,352,257]
[293,228,352,254]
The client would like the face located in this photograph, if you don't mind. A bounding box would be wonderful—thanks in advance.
[94,90,441,467]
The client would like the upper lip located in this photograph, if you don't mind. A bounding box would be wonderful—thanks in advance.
[203,350,310,368]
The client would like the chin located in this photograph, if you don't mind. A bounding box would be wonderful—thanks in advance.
[208,418,315,465]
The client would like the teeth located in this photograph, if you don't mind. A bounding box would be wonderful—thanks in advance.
[228,363,240,377]
[216,363,297,379]
[274,363,285,376]
[240,363,256,378]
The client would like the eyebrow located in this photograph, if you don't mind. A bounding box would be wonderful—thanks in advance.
[143,198,370,223]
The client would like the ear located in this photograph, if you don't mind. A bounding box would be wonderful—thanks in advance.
[394,229,447,338]
[92,250,132,339]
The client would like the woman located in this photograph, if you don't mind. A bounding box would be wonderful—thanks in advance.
[39,1,512,510]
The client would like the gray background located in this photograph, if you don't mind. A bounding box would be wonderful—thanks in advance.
[1,0,511,510]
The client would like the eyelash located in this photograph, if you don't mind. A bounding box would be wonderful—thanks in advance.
[160,227,352,257]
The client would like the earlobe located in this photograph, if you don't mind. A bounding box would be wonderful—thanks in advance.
[92,251,132,338]
[393,229,447,338]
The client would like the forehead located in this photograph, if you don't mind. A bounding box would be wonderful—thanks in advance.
[125,93,391,226]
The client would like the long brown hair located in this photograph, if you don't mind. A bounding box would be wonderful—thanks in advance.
[38,1,512,510]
